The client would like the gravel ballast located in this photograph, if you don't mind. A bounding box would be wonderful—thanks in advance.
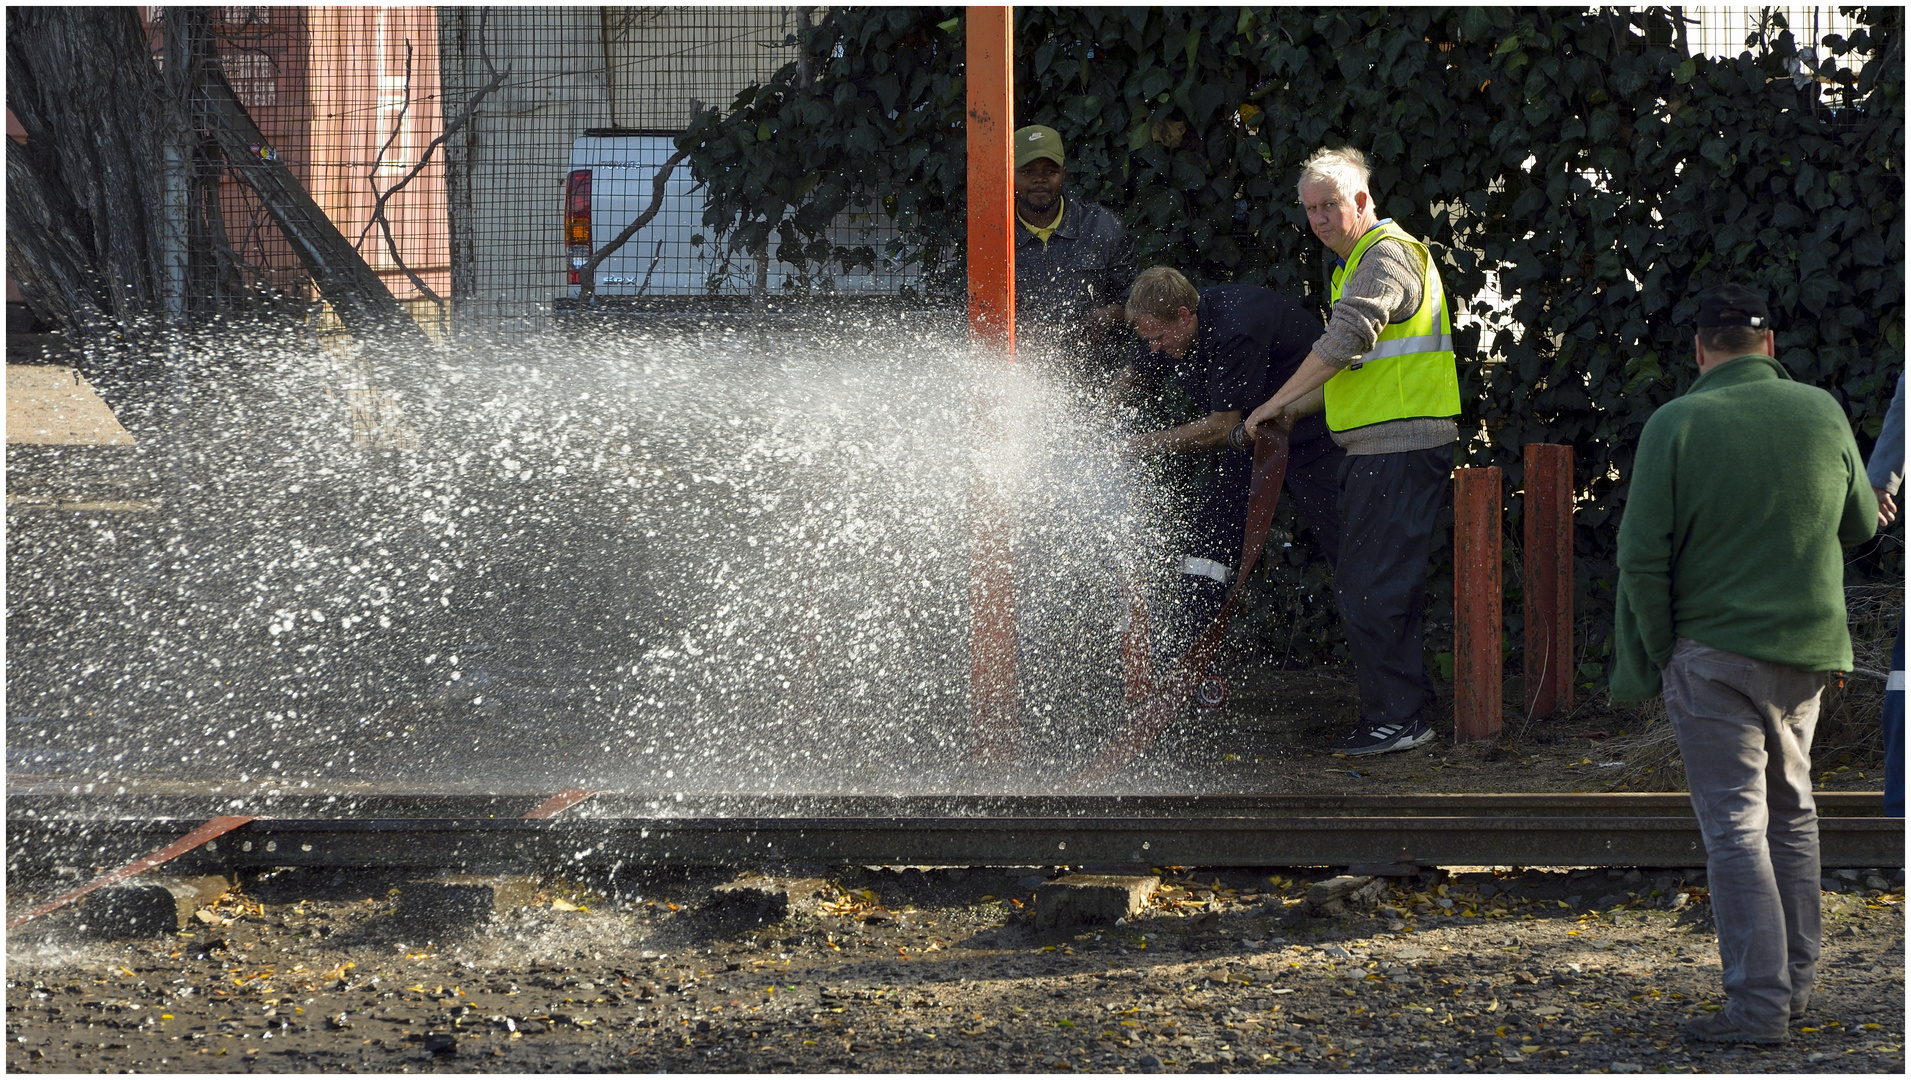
[6,863,1903,1073]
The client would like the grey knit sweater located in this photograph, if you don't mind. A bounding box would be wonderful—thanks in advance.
[1312,238,1459,456]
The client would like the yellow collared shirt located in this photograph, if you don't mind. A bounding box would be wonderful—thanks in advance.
[1018,197,1064,245]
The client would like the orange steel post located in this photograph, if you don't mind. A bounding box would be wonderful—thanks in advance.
[1522,444,1575,718]
[966,5,1018,766]
[966,6,1015,350]
[1453,466,1503,744]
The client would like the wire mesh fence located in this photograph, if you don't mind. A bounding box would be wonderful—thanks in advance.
[122,6,1876,339]
[174,6,869,336]
[437,5,912,336]
[196,7,450,330]
[1680,4,1865,58]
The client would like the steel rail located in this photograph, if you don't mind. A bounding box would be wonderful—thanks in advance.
[8,793,1900,872]
[5,790,1891,819]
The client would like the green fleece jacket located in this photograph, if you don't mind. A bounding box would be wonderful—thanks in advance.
[1610,354,1877,702]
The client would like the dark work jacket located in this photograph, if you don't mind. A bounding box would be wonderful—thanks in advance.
[1014,198,1137,372]
[1134,284,1336,465]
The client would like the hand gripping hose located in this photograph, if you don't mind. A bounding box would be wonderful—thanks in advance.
[1071,430,1290,789]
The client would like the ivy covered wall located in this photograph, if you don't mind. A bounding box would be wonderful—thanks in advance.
[680,7,1904,693]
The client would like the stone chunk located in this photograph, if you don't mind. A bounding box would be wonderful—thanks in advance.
[396,874,538,927]
[1304,875,1382,915]
[708,876,832,921]
[1033,874,1159,929]
[76,874,232,937]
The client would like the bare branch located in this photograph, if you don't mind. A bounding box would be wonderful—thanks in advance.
[374,198,442,310]
[200,66,424,341]
[357,50,510,253]
[575,147,691,302]
[346,35,512,321]
[353,39,447,315]
[355,40,416,251]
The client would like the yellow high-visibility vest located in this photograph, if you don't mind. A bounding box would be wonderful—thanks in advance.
[1323,219,1461,432]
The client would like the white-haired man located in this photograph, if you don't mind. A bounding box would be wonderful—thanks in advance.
[1244,147,1461,756]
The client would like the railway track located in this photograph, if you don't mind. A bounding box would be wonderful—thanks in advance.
[7,790,1900,876]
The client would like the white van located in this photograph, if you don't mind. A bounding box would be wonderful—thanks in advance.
[565,130,918,299]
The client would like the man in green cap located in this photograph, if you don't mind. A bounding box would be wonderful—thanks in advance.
[1013,124,1136,381]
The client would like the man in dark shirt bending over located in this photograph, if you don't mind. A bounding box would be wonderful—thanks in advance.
[1117,265,1345,661]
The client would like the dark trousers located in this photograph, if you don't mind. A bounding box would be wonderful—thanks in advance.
[1887,627,1904,818]
[1334,447,1449,726]
[1167,440,1345,657]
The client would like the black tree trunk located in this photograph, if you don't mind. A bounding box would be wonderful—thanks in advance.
[7,6,425,344]
[5,6,177,334]
[5,138,117,335]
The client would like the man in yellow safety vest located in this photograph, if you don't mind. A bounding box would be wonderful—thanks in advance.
[1245,146,1461,757]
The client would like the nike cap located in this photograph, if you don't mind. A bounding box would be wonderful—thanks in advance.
[1014,125,1065,169]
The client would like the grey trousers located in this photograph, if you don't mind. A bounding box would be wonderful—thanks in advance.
[1664,637,1825,1037]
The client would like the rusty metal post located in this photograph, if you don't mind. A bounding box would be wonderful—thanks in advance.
[1454,466,1502,744]
[965,6,1015,350]
[1523,444,1575,718]
[966,5,1018,766]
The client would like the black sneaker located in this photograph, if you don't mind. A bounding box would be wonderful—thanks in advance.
[1331,714,1435,757]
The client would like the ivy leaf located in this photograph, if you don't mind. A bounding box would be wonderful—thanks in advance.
[872,73,902,115]
[1462,8,1494,43]
[1033,37,1057,78]
[1062,94,1103,128]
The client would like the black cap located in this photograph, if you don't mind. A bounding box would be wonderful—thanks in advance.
[1696,285,1771,330]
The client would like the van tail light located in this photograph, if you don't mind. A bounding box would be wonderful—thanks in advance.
[566,169,592,285]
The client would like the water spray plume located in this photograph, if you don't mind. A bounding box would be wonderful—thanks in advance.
[8,316,1208,801]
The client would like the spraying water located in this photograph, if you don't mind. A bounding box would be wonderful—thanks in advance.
[6,312,1215,797]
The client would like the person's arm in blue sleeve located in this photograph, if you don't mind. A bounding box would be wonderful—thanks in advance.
[1842,426,1883,548]
[1866,370,1904,527]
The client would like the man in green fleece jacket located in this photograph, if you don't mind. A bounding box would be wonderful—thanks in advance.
[1613,284,1877,1046]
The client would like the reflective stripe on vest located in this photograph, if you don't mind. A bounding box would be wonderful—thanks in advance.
[1360,332,1454,362]
[1323,220,1461,433]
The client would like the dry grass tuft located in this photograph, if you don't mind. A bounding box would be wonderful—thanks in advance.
[1606,582,1901,792]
